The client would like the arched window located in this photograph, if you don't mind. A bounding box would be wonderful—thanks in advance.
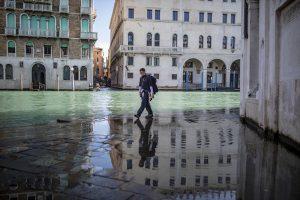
[0,64,3,79]
[6,13,16,28]
[80,66,87,80]
[48,16,56,37]
[7,40,16,56]
[172,34,177,47]
[183,34,188,48]
[128,32,134,45]
[73,66,79,80]
[60,17,69,37]
[154,33,160,46]
[147,33,152,46]
[40,16,47,37]
[20,14,29,35]
[63,66,70,80]
[231,36,236,49]
[199,35,203,48]
[81,18,89,32]
[223,36,227,49]
[5,64,13,80]
[207,36,212,48]
[30,15,38,36]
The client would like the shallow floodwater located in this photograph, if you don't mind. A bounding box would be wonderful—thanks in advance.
[0,91,299,200]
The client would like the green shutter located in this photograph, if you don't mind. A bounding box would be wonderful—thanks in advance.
[8,41,15,48]
[30,16,38,31]
[26,41,33,46]
[21,14,29,30]
[48,17,55,31]
[82,44,89,49]
[40,17,47,31]
[61,17,68,32]
[82,0,89,7]
[7,13,15,28]
[61,43,68,48]
[81,19,89,32]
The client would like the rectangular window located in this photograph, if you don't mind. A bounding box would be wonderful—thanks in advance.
[227,155,231,164]
[195,176,201,187]
[204,155,209,164]
[181,177,186,185]
[218,177,223,184]
[203,176,208,186]
[223,0,228,2]
[173,10,178,21]
[26,45,33,56]
[153,180,158,187]
[154,73,159,79]
[127,72,133,79]
[181,158,186,168]
[223,14,227,23]
[127,56,134,65]
[145,178,150,186]
[146,56,152,66]
[170,158,175,167]
[226,177,231,184]
[128,8,134,19]
[44,45,52,57]
[231,0,236,2]
[207,13,212,23]
[199,12,204,22]
[218,155,223,164]
[196,156,201,167]
[169,177,175,187]
[61,47,68,57]
[172,74,177,80]
[147,9,152,19]
[82,47,89,58]
[155,10,160,20]
[231,14,236,24]
[184,12,189,22]
[154,57,160,66]
[172,57,177,66]
[127,159,132,169]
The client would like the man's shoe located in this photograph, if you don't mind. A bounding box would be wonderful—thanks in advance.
[145,114,153,119]
[134,114,140,118]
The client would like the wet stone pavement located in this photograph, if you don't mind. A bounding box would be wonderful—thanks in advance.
[0,91,300,200]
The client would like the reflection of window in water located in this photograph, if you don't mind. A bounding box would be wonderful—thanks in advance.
[196,130,201,148]
[181,130,186,149]
[145,178,150,186]
[226,176,231,184]
[204,155,209,164]
[218,176,223,184]
[204,129,209,147]
[195,175,201,187]
[153,156,158,168]
[170,158,175,168]
[171,129,176,148]
[169,177,175,187]
[153,180,158,187]
[127,159,132,169]
[196,156,201,168]
[145,158,151,169]
[181,177,186,185]
[218,155,223,164]
[203,176,208,186]
[227,155,231,164]
[127,139,133,148]
[227,128,233,145]
[181,158,187,168]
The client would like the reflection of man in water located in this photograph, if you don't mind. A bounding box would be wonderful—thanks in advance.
[135,119,158,168]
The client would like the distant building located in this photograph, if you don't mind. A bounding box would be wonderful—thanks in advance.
[93,47,104,83]
[0,0,97,90]
[109,0,242,90]
[240,0,300,146]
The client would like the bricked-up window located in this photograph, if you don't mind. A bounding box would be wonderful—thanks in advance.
[61,44,68,57]
[154,57,160,66]
[127,73,133,79]
[183,35,188,48]
[147,33,152,46]
[7,41,16,56]
[223,36,227,49]
[44,45,52,57]
[207,13,213,23]
[127,56,134,65]
[199,35,204,48]
[172,74,177,80]
[207,36,212,48]
[172,58,177,66]
[154,73,159,79]
[0,64,3,79]
[25,41,33,57]
[63,66,70,80]
[128,32,134,45]
[172,34,177,47]
[82,44,89,58]
[73,66,79,80]
[5,64,13,80]
[154,33,160,46]
[80,66,87,81]
[128,8,134,19]
[146,56,152,66]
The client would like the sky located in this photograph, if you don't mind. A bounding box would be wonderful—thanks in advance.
[93,0,115,59]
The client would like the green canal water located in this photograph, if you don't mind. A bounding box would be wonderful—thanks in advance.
[0,90,240,128]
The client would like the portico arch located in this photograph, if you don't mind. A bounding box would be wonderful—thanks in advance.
[207,59,226,90]
[230,59,240,89]
[182,58,203,90]
[32,63,46,90]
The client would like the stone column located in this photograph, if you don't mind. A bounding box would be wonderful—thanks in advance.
[226,68,231,88]
[202,69,207,90]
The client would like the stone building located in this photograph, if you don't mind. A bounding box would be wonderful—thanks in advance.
[0,0,97,90]
[93,47,104,83]
[240,0,300,147]
[109,0,242,90]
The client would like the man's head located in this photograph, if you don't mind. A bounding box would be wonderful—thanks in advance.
[139,68,146,76]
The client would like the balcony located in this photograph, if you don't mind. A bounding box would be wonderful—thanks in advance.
[81,32,97,40]
[81,6,91,14]
[59,4,69,13]
[119,45,183,55]
[23,3,52,12]
[5,27,16,35]
[19,29,56,38]
[60,30,69,38]
[5,0,15,9]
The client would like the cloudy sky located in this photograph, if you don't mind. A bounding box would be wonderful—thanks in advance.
[93,0,115,58]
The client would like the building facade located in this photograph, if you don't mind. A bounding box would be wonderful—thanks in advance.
[240,0,300,146]
[93,47,104,83]
[109,0,242,90]
[0,0,97,90]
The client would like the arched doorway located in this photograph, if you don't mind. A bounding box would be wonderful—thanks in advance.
[230,60,240,90]
[183,58,203,90]
[207,59,226,90]
[32,63,46,90]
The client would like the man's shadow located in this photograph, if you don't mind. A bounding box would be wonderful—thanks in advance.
[135,119,158,168]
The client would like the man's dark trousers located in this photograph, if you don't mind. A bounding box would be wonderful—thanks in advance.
[137,91,153,117]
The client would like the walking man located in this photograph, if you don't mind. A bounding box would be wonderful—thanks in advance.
[135,68,154,119]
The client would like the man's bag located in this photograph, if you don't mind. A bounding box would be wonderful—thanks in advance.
[150,76,159,94]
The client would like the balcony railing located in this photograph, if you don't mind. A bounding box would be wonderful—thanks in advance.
[59,4,69,13]
[5,0,15,9]
[81,32,97,40]
[81,6,91,14]
[19,29,56,38]
[119,45,183,55]
[23,3,52,12]
[60,30,69,38]
[5,27,16,35]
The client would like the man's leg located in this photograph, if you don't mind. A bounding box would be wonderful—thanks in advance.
[145,101,153,116]
[136,95,147,117]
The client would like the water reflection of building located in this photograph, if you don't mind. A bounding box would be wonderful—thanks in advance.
[108,110,240,198]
